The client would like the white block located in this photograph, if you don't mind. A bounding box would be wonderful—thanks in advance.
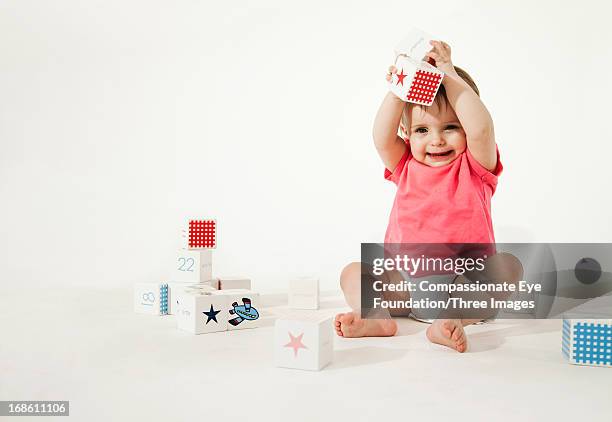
[218,276,251,290]
[274,314,333,371]
[211,289,261,330]
[174,291,228,334]
[173,250,213,282]
[199,279,219,289]
[167,282,216,315]
[288,277,319,310]
[562,312,612,367]
[394,27,435,61]
[179,218,217,249]
[388,55,444,106]
[134,283,168,315]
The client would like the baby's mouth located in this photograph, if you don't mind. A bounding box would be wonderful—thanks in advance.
[426,150,454,161]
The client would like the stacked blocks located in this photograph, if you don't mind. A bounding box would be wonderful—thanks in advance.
[288,277,319,310]
[134,283,169,315]
[388,55,444,106]
[562,317,612,367]
[135,217,219,317]
[274,314,333,371]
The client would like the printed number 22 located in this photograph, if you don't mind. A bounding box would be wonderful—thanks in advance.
[178,257,195,272]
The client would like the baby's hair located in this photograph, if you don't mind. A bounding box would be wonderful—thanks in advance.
[399,66,479,139]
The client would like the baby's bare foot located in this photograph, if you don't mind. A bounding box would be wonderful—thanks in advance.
[426,319,468,352]
[334,311,397,338]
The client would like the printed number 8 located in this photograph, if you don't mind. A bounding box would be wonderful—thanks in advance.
[178,257,195,272]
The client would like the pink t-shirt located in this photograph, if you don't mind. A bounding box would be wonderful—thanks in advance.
[384,144,503,244]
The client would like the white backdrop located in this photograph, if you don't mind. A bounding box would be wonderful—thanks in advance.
[1,0,611,291]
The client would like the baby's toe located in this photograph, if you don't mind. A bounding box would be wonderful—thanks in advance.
[451,327,462,341]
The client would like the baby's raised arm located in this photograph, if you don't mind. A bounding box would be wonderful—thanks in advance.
[426,41,497,171]
[372,66,407,172]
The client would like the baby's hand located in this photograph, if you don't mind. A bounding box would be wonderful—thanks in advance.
[385,65,398,83]
[426,40,456,75]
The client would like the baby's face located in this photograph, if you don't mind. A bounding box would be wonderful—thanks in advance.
[407,101,467,167]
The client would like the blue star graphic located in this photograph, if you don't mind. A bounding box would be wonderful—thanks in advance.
[203,304,221,324]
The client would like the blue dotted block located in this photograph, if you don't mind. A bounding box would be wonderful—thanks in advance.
[562,318,612,367]
[159,284,169,315]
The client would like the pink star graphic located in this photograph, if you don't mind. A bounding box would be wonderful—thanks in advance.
[396,68,407,86]
[284,332,307,357]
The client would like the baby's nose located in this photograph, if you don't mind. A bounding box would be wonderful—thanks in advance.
[430,136,446,146]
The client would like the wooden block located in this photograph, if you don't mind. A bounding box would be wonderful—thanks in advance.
[174,291,228,334]
[211,289,261,330]
[173,249,213,282]
[134,282,168,315]
[167,282,216,315]
[180,219,217,249]
[274,314,333,371]
[218,276,251,290]
[388,55,444,106]
[288,277,319,310]
[194,279,219,290]
[563,314,612,367]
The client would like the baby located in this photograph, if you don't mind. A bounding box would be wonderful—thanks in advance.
[334,40,522,352]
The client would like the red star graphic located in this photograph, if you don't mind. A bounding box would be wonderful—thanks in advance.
[284,332,307,357]
[396,69,407,86]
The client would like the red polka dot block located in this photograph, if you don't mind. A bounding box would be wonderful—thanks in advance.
[388,55,444,106]
[183,219,217,249]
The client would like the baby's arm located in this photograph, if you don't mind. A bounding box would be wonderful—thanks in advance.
[426,41,497,171]
[373,66,407,171]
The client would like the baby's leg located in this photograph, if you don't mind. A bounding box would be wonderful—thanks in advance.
[334,262,401,338]
[426,252,524,352]
[456,252,524,324]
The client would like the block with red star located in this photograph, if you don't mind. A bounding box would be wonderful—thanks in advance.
[388,55,444,106]
[274,314,333,371]
[180,219,217,250]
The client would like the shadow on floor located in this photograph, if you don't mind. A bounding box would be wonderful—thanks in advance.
[395,318,429,336]
[468,320,560,353]
[327,346,408,370]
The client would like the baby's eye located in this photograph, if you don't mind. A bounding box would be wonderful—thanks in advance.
[445,125,459,131]
[414,127,428,134]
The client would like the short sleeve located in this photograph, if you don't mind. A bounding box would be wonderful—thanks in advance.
[465,145,503,192]
[384,144,412,185]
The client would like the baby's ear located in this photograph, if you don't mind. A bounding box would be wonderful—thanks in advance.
[399,123,407,138]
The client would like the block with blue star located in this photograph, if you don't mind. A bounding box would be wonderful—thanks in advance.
[174,291,228,334]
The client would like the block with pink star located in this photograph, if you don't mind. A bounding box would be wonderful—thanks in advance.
[388,55,444,107]
[274,314,333,371]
